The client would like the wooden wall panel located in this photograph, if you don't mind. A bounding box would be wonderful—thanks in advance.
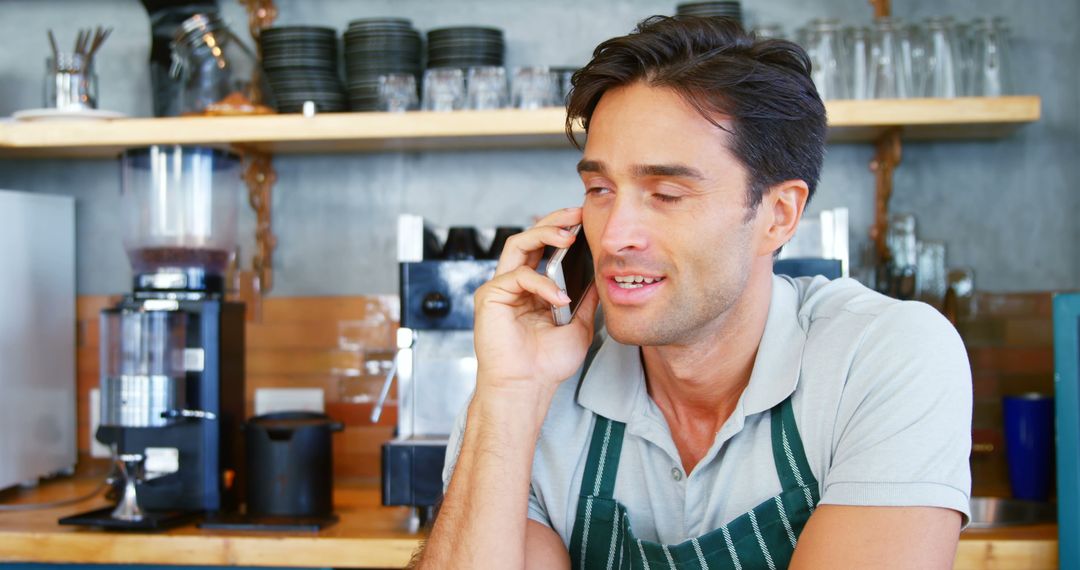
[75,294,401,481]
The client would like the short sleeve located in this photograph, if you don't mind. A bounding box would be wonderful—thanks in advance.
[820,301,973,526]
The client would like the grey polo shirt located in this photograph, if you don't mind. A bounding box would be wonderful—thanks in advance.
[444,275,972,546]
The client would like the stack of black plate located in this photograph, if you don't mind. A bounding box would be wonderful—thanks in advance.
[261,26,346,113]
[426,26,505,70]
[344,18,423,111]
[676,1,743,24]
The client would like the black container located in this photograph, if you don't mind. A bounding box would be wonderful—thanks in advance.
[442,226,483,260]
[488,226,523,259]
[245,412,343,518]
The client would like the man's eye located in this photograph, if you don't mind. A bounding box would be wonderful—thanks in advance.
[654,193,682,203]
[586,187,611,196]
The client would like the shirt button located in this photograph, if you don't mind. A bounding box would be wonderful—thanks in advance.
[671,467,683,481]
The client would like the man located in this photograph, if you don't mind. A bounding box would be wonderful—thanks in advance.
[417,16,971,569]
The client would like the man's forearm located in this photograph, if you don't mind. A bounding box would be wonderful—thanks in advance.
[417,381,556,569]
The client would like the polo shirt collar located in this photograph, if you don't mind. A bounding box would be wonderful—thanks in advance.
[577,274,807,421]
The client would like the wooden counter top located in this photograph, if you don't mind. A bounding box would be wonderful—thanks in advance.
[0,477,1058,568]
[0,477,423,568]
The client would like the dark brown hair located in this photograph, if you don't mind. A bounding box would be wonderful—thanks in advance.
[566,15,827,211]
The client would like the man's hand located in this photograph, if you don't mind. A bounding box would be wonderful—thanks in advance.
[474,206,600,402]
[416,207,599,570]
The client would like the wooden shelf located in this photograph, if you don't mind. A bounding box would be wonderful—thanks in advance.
[0,96,1040,158]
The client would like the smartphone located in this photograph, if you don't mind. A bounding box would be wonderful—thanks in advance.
[545,224,594,326]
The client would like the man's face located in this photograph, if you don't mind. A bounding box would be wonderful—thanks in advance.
[579,82,763,347]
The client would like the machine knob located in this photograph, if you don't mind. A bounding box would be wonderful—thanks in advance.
[421,292,451,318]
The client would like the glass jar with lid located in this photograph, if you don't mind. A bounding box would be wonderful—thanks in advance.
[170,13,265,115]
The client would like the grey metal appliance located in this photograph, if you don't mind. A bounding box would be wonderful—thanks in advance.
[0,190,76,492]
[381,215,505,528]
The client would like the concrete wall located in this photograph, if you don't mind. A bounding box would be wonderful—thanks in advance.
[0,0,1075,296]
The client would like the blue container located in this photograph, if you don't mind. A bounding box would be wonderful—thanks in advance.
[1004,393,1055,501]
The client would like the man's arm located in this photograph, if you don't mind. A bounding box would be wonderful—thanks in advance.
[415,207,598,568]
[791,300,970,568]
[791,505,961,569]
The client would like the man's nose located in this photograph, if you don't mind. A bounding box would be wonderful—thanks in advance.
[598,192,648,255]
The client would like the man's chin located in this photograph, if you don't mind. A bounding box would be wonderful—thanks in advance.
[603,315,667,347]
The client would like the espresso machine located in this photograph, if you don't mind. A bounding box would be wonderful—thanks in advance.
[60,145,245,530]
[381,215,519,527]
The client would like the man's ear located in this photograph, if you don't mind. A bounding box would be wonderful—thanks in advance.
[757,180,809,256]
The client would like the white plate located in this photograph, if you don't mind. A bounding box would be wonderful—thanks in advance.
[11,108,126,122]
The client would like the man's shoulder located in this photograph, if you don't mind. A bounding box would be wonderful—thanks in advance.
[788,275,898,323]
[788,275,964,364]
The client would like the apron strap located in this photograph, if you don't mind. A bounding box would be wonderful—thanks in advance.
[579,415,626,500]
[573,332,626,500]
[770,395,818,492]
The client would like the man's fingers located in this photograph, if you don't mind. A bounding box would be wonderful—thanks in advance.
[532,206,583,229]
[479,266,570,310]
[494,211,582,276]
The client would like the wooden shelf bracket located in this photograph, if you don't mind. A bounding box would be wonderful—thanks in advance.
[237,0,278,293]
[240,150,277,293]
[869,127,903,263]
[869,0,891,19]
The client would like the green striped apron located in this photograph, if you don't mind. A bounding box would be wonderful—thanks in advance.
[568,396,819,569]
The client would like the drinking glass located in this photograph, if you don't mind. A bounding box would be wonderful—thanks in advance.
[915,240,947,308]
[511,66,559,109]
[466,66,508,110]
[923,17,962,98]
[970,17,1012,96]
[422,68,465,111]
[807,19,849,100]
[377,73,419,112]
[902,23,928,97]
[44,54,97,110]
[954,21,975,95]
[553,67,577,105]
[869,18,914,98]
[752,24,786,40]
[845,26,872,100]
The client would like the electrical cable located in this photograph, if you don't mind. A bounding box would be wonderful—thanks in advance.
[0,475,112,512]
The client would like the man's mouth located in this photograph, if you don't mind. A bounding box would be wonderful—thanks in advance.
[612,275,666,289]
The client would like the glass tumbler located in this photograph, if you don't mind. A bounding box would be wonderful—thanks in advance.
[465,66,508,110]
[377,73,419,112]
[807,19,848,100]
[923,17,962,98]
[869,18,914,98]
[915,240,947,308]
[845,26,872,100]
[44,53,98,110]
[970,17,1012,96]
[752,23,787,40]
[422,68,465,111]
[511,66,559,109]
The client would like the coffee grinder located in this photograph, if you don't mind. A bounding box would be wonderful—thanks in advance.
[60,145,245,530]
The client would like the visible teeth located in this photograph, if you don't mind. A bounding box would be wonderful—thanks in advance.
[613,275,663,288]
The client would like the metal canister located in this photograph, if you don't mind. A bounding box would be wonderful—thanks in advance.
[99,309,188,427]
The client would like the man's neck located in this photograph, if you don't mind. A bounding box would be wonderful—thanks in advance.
[640,266,774,472]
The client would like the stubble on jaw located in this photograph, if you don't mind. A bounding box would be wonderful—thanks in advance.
[602,220,756,349]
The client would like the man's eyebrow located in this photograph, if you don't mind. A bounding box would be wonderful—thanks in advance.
[576,159,605,174]
[633,163,706,180]
[576,160,705,181]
